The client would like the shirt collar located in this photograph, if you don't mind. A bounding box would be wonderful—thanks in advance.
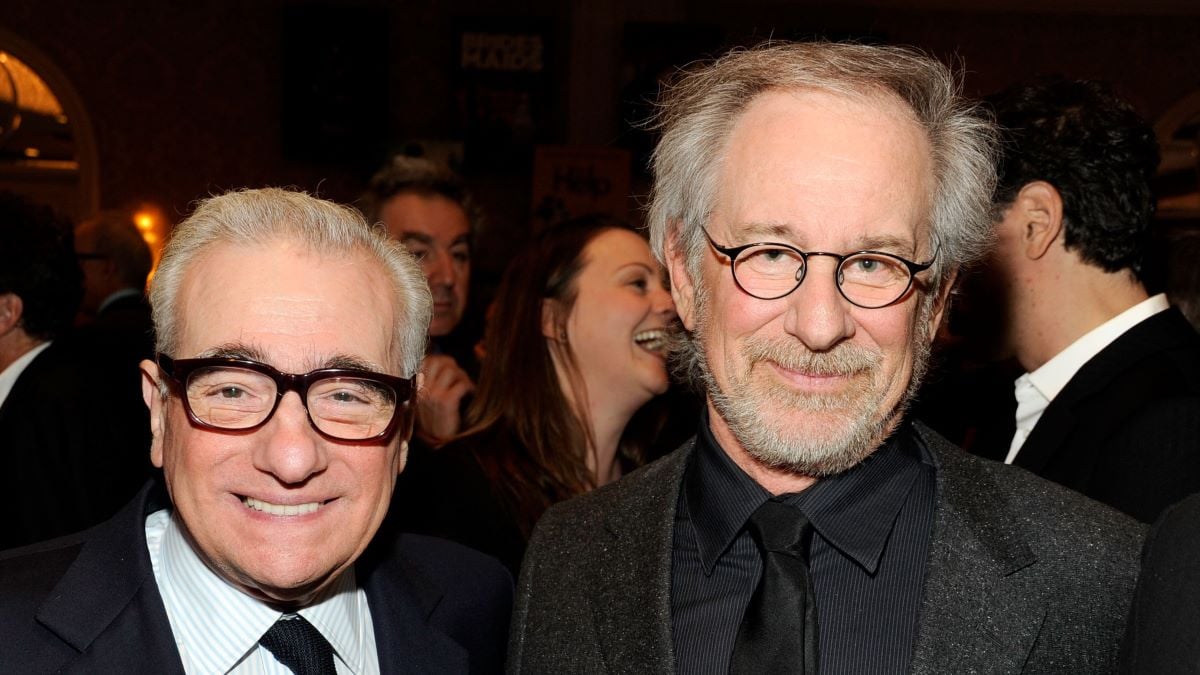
[155,510,366,673]
[1028,293,1169,401]
[685,412,930,576]
[97,287,143,314]
[0,340,50,409]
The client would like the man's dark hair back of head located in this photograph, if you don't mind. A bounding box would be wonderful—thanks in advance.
[359,155,482,235]
[0,192,82,341]
[990,77,1160,278]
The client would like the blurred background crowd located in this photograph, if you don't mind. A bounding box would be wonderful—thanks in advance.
[3,0,1200,566]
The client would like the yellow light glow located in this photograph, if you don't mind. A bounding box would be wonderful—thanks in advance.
[0,53,7,64]
[23,147,40,158]
[135,213,154,230]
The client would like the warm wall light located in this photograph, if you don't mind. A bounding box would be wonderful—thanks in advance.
[132,203,168,278]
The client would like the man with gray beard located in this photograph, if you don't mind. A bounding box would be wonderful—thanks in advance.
[509,42,1144,674]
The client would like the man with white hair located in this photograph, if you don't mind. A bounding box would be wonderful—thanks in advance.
[0,188,511,673]
[509,42,1143,674]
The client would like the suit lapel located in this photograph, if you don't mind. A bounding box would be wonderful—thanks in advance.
[1016,309,1195,474]
[587,442,693,673]
[911,427,1045,674]
[34,485,185,672]
[361,541,469,674]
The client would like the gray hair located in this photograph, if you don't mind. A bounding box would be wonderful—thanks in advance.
[647,41,998,289]
[150,188,432,377]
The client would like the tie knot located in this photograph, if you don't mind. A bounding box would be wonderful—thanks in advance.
[745,499,812,556]
[259,615,337,675]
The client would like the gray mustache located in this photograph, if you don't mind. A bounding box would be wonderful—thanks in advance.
[741,337,882,376]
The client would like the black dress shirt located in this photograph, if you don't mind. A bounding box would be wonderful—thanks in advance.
[670,417,936,674]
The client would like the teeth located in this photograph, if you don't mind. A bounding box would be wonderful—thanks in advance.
[243,497,322,516]
[634,329,669,352]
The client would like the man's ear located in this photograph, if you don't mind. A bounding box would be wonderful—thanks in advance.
[0,293,24,336]
[395,372,422,476]
[140,359,167,468]
[1013,181,1064,260]
[665,225,698,330]
[926,269,959,337]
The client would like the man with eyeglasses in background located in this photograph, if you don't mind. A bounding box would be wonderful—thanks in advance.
[509,42,1144,674]
[0,188,511,673]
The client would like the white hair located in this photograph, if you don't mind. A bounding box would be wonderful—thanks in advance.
[150,187,432,377]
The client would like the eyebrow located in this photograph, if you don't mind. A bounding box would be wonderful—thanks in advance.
[733,222,917,255]
[400,232,471,250]
[399,233,434,246]
[617,262,656,275]
[198,343,383,373]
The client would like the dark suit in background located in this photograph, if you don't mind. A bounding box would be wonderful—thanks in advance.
[0,484,513,673]
[0,341,149,549]
[1122,491,1200,674]
[972,308,1200,523]
[510,425,1145,674]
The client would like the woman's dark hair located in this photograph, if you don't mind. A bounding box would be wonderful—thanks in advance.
[463,215,658,538]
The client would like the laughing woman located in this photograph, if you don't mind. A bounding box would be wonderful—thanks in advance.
[391,217,677,573]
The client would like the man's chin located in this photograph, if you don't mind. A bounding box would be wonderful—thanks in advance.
[744,423,884,477]
[714,390,896,478]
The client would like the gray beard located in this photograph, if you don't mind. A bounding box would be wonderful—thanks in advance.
[694,301,933,478]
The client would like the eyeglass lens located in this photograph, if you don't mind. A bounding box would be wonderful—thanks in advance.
[183,365,398,440]
[733,246,915,307]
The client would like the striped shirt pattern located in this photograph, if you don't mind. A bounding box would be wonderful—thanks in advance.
[146,509,380,674]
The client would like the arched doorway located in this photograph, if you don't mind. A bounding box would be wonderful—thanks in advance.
[0,25,99,221]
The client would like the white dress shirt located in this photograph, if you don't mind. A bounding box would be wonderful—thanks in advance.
[1005,293,1170,464]
[146,509,381,674]
[0,340,51,409]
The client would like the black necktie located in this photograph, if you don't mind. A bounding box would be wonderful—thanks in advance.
[259,615,337,675]
[730,498,819,674]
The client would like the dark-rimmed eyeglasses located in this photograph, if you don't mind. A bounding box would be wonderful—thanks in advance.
[702,228,937,309]
[156,354,414,442]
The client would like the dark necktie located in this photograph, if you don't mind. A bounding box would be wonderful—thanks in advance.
[259,615,337,675]
[730,498,819,674]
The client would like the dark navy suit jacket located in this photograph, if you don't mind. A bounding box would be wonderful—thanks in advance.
[975,308,1200,523]
[0,483,512,673]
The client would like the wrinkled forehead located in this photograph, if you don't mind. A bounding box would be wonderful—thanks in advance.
[713,87,935,250]
[175,240,399,369]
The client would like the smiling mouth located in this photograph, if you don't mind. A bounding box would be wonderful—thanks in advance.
[242,496,326,516]
[634,329,669,354]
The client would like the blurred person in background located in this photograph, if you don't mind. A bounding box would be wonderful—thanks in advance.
[0,193,144,548]
[361,156,482,449]
[73,208,155,359]
[964,77,1200,523]
[393,217,677,573]
[66,209,157,481]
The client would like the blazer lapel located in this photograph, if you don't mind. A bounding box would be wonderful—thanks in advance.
[1015,309,1195,475]
[1012,401,1076,474]
[361,543,469,674]
[35,485,185,672]
[587,442,694,674]
[911,427,1045,674]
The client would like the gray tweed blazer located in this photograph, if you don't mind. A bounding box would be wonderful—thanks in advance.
[508,422,1145,674]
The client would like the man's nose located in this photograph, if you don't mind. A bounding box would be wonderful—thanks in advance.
[424,249,457,287]
[252,392,329,485]
[781,259,855,351]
